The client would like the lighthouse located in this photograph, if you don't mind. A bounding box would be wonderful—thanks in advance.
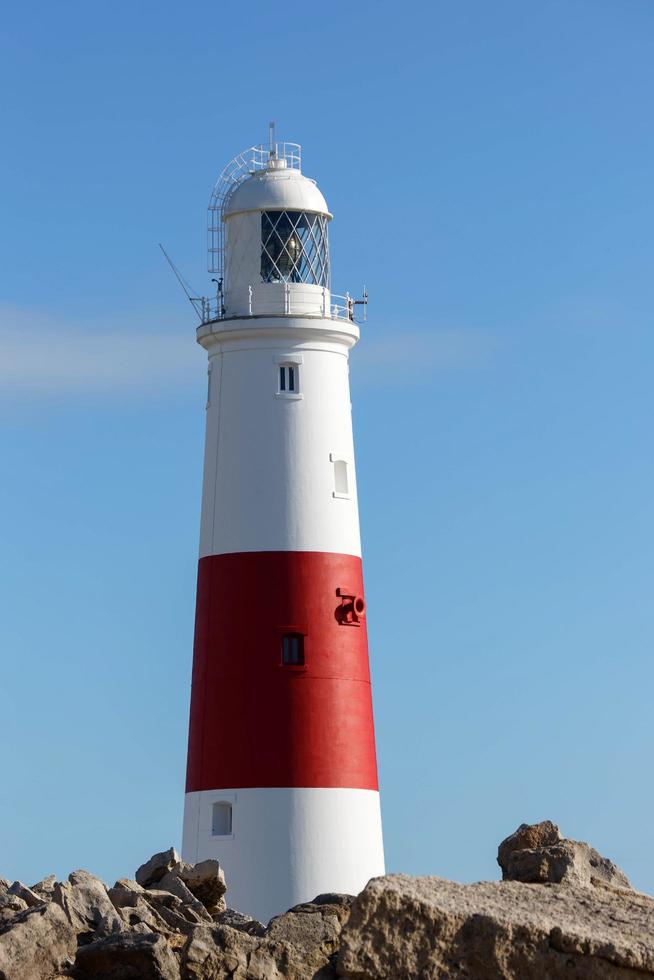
[181,135,385,923]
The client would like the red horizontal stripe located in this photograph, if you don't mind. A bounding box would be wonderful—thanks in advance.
[185,552,379,792]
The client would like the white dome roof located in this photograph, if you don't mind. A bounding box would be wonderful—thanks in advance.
[224,166,331,219]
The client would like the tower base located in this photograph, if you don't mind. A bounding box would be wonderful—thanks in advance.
[182,786,384,923]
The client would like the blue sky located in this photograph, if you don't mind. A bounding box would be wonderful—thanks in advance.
[2,0,654,895]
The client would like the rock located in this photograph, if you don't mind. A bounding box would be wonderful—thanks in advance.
[157,871,212,922]
[145,889,207,929]
[116,896,173,936]
[136,848,180,889]
[0,893,29,927]
[499,822,632,890]
[337,873,654,979]
[7,881,45,908]
[74,931,181,979]
[108,877,146,909]
[0,879,10,892]
[0,902,77,980]
[255,893,353,980]
[53,869,123,939]
[215,908,266,936]
[180,923,258,980]
[497,820,561,874]
[172,860,227,914]
[31,874,57,899]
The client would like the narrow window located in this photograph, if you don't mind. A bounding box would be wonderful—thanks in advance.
[212,801,233,836]
[278,364,299,395]
[282,633,304,666]
[334,459,348,495]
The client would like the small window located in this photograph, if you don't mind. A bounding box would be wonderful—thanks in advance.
[281,633,304,666]
[333,459,349,496]
[279,364,297,393]
[212,801,233,836]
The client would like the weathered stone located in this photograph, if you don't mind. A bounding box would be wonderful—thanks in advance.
[0,892,29,927]
[115,896,173,936]
[0,902,76,980]
[215,907,266,936]
[587,844,632,889]
[108,877,146,909]
[180,923,258,980]
[0,878,10,893]
[53,868,123,938]
[7,881,45,908]
[253,894,353,980]
[136,848,180,889]
[31,874,57,899]
[337,874,654,979]
[145,889,206,928]
[157,871,212,922]
[497,820,561,874]
[74,931,181,979]
[173,860,227,914]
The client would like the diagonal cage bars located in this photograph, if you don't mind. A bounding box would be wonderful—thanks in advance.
[261,211,330,287]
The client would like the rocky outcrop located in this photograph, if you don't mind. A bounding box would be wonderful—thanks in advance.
[498,820,632,889]
[337,873,654,979]
[0,823,650,979]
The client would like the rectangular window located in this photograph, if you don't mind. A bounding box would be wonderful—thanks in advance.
[278,364,298,395]
[282,633,304,666]
[212,801,233,836]
[334,458,349,495]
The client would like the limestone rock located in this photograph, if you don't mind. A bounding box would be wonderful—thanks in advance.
[116,896,174,936]
[31,875,57,899]
[173,859,227,914]
[0,879,10,893]
[0,892,29,928]
[74,931,181,979]
[136,848,180,889]
[215,907,266,936]
[497,820,561,873]
[0,902,77,980]
[7,881,45,908]
[157,870,212,922]
[498,822,632,890]
[337,873,654,979]
[108,877,146,909]
[53,868,123,938]
[180,923,258,980]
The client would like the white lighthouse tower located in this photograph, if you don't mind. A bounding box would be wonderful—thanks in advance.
[182,135,385,923]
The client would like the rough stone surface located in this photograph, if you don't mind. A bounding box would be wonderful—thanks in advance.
[0,902,77,980]
[74,931,181,979]
[31,875,57,899]
[7,881,44,908]
[215,907,266,936]
[497,820,561,874]
[499,822,632,891]
[53,869,123,938]
[337,873,654,980]
[181,923,259,979]
[136,848,180,889]
[157,870,212,922]
[0,879,10,893]
[173,859,227,914]
[108,878,146,909]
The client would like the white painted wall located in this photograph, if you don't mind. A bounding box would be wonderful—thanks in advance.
[197,322,362,558]
[182,787,385,923]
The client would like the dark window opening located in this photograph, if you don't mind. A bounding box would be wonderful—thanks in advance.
[282,633,304,666]
[279,364,297,393]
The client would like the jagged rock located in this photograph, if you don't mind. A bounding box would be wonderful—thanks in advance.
[337,874,654,979]
[108,877,146,909]
[0,902,77,980]
[116,896,174,936]
[53,869,123,939]
[180,923,258,980]
[7,881,45,908]
[157,870,212,922]
[215,908,266,936]
[146,890,207,927]
[172,859,227,914]
[0,879,10,892]
[499,822,632,890]
[74,931,181,979]
[497,820,561,873]
[136,848,180,889]
[31,874,57,899]
[0,892,29,927]
[253,894,353,980]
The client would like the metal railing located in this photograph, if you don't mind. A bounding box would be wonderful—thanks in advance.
[194,287,365,325]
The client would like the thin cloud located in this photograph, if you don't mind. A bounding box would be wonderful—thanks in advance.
[0,304,202,397]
